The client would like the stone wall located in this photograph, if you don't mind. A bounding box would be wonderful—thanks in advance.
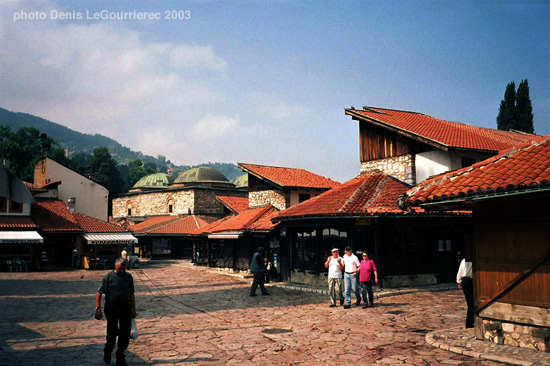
[361,154,414,185]
[480,319,550,352]
[249,189,286,210]
[112,190,194,218]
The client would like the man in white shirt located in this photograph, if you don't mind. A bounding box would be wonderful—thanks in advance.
[456,255,474,328]
[325,248,344,308]
[342,246,361,309]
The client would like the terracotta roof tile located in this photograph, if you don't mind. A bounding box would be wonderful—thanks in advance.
[146,215,209,234]
[404,136,550,206]
[31,198,82,232]
[217,196,249,214]
[193,205,279,234]
[275,172,418,220]
[130,216,180,233]
[347,107,544,152]
[72,212,129,233]
[238,163,340,189]
[0,216,38,229]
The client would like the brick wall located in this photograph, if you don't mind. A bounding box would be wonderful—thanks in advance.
[361,154,414,184]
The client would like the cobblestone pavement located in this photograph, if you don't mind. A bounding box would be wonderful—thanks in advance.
[0,260,548,366]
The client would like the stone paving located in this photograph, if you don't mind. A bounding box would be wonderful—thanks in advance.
[0,260,548,366]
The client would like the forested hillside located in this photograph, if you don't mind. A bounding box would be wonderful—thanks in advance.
[0,107,242,181]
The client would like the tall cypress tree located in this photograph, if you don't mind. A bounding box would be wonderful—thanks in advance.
[515,79,534,134]
[497,81,516,131]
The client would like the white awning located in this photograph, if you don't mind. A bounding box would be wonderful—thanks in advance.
[83,233,138,245]
[208,232,242,240]
[0,231,43,243]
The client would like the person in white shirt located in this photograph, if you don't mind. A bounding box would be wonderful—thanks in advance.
[325,248,344,307]
[456,255,474,328]
[342,246,361,309]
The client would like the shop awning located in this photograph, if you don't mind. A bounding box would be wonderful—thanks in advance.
[208,232,242,240]
[83,233,138,245]
[0,231,43,243]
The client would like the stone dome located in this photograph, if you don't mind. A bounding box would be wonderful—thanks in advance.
[174,166,229,184]
[132,173,174,189]
[233,173,248,189]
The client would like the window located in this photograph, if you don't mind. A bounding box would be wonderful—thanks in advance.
[168,205,173,213]
[298,194,310,203]
[127,202,133,216]
[9,200,23,213]
[461,157,476,168]
[295,230,317,262]
[167,198,175,214]
[438,239,452,252]
[127,208,132,216]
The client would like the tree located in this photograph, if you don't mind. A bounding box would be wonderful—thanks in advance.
[87,147,124,194]
[496,79,535,134]
[497,81,516,132]
[515,79,534,134]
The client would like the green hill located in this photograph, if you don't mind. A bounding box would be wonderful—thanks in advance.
[0,107,242,181]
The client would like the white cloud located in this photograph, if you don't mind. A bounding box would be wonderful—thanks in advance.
[257,101,310,120]
[191,115,240,141]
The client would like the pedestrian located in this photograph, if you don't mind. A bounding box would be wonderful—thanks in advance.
[456,254,474,328]
[325,248,344,307]
[249,246,270,297]
[359,251,378,308]
[342,246,361,309]
[121,247,128,261]
[95,258,137,366]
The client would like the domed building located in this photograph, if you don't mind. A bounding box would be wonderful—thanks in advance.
[112,166,246,221]
[173,167,233,188]
[232,173,248,190]
[130,173,175,192]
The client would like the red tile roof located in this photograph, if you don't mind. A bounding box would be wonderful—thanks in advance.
[238,163,340,189]
[130,216,180,232]
[403,136,550,207]
[73,212,129,233]
[275,172,420,220]
[193,205,279,234]
[0,216,38,229]
[346,107,544,152]
[31,198,82,232]
[217,196,249,214]
[146,215,209,234]
[23,181,47,193]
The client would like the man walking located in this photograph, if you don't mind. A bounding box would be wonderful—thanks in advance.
[249,246,270,296]
[95,258,136,366]
[342,246,361,309]
[325,248,344,307]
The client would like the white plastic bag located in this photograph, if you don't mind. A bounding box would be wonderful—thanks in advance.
[130,318,139,339]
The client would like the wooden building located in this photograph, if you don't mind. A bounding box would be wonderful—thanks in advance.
[273,172,471,286]
[402,136,550,352]
[345,106,543,185]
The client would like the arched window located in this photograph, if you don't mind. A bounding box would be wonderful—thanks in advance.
[127,202,133,216]
[167,197,175,214]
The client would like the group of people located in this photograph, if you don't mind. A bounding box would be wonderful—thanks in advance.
[325,246,378,309]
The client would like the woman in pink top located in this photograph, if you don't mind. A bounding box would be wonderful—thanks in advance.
[359,252,378,308]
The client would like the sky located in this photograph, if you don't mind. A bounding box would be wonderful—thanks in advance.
[0,1,548,182]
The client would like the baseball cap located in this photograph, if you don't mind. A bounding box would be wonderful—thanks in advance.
[345,246,351,251]
[331,248,338,252]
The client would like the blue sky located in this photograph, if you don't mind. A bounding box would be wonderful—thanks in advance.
[1,1,548,182]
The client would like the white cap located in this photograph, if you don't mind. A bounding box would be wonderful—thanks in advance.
[331,248,339,252]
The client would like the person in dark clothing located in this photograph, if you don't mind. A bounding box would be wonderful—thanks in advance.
[249,247,270,296]
[95,258,136,366]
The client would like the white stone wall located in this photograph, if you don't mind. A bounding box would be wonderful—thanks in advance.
[112,190,194,218]
[361,154,414,185]
[249,189,286,210]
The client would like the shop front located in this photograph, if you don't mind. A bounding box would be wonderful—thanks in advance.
[0,231,43,271]
[79,233,138,270]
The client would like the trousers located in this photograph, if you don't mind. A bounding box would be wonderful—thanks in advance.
[344,272,360,305]
[104,302,131,361]
[328,277,343,305]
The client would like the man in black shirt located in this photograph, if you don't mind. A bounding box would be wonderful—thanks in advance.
[95,258,136,366]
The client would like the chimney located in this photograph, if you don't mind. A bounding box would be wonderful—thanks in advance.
[68,197,76,212]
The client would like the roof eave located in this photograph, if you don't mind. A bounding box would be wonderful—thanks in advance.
[345,108,450,151]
